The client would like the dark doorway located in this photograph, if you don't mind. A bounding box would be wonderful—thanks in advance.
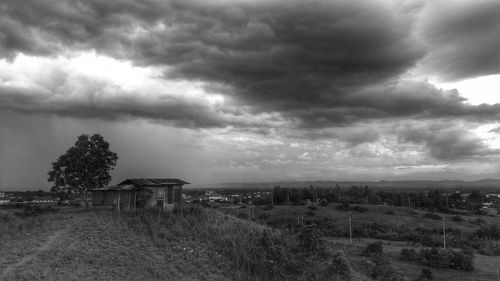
[156,200,164,209]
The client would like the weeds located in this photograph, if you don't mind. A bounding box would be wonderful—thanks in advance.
[126,206,361,281]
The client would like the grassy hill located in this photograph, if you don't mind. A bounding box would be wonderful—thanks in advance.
[1,207,370,281]
[0,208,233,281]
[2,204,499,281]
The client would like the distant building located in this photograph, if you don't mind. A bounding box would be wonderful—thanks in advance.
[92,178,189,211]
[0,191,5,198]
[0,197,9,204]
[202,191,228,202]
[479,207,498,216]
[31,196,57,204]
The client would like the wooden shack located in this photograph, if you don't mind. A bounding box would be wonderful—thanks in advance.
[92,178,189,211]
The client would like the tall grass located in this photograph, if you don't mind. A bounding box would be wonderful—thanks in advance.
[125,207,362,281]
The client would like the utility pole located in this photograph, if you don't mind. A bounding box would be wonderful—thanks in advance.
[442,215,447,249]
[349,211,353,245]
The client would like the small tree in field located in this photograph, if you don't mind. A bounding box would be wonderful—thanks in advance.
[48,134,118,208]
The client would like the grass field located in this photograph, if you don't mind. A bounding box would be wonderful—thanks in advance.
[216,203,500,281]
[2,204,499,281]
[0,208,233,281]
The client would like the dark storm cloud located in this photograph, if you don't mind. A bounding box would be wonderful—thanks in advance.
[1,0,500,132]
[398,124,500,160]
[0,86,228,128]
[419,0,500,81]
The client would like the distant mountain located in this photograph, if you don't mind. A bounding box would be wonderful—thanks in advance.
[194,179,500,190]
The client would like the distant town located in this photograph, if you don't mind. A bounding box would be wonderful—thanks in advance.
[3,184,500,217]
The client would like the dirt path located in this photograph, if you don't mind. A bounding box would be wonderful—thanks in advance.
[1,229,65,278]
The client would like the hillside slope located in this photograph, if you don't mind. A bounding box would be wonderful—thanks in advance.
[0,209,232,281]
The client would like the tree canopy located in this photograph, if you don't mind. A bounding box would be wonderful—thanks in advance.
[48,134,118,207]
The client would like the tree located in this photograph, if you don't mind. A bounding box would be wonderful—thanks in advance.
[48,134,118,208]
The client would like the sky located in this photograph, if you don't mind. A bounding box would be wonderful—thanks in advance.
[0,0,500,190]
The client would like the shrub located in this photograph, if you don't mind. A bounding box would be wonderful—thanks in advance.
[328,251,353,280]
[400,248,418,261]
[416,268,433,281]
[423,213,442,220]
[352,206,368,213]
[362,241,383,257]
[418,248,474,271]
[364,254,406,281]
[307,205,317,211]
[305,211,315,217]
[336,203,350,211]
[262,205,274,211]
[258,213,270,220]
[297,225,323,252]
[451,215,463,222]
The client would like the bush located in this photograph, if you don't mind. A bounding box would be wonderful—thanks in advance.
[305,211,315,217]
[423,213,442,220]
[416,268,433,281]
[418,248,474,271]
[258,213,270,220]
[336,203,350,211]
[364,254,406,281]
[262,205,274,211]
[451,215,463,222]
[307,205,317,211]
[328,251,353,280]
[352,206,368,213]
[362,241,383,257]
[400,248,418,261]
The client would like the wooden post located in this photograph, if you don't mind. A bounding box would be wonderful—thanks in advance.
[134,191,137,210]
[163,186,166,210]
[128,192,131,210]
[118,192,121,212]
[349,211,353,245]
[443,216,447,249]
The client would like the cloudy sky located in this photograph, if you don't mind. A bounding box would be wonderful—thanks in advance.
[1,0,500,189]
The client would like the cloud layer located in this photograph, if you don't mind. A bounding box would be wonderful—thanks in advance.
[1,0,500,186]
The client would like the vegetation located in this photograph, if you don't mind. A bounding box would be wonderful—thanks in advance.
[47,134,118,207]
[133,207,364,281]
[400,247,474,271]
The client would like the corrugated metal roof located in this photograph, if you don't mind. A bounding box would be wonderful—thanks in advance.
[91,184,140,191]
[117,178,189,186]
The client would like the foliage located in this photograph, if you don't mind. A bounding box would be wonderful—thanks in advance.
[400,248,418,261]
[416,268,433,281]
[48,134,118,207]
[361,241,383,257]
[130,207,360,281]
[328,251,353,280]
[362,254,406,281]
[307,205,317,211]
[400,247,474,271]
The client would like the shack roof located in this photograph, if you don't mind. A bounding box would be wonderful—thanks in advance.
[91,184,141,191]
[117,178,189,186]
